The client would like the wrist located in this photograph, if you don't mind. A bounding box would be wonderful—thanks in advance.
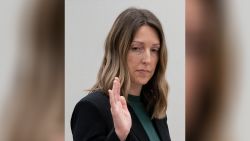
[115,128,130,141]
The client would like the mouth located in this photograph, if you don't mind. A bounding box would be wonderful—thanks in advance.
[136,69,151,73]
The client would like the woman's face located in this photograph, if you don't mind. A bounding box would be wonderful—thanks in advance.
[127,25,160,88]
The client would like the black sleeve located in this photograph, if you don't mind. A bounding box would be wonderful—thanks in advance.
[71,100,120,141]
[71,100,139,141]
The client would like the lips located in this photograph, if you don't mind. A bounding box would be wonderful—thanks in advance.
[136,69,151,73]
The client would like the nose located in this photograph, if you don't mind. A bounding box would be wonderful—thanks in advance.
[142,49,151,64]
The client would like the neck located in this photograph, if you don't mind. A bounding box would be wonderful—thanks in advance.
[129,83,142,96]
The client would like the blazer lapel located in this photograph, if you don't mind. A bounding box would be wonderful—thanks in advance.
[153,117,171,141]
[128,105,149,141]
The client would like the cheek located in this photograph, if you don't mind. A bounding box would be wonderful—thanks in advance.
[127,54,137,72]
[152,56,159,68]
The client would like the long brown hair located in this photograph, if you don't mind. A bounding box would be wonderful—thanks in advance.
[89,7,168,119]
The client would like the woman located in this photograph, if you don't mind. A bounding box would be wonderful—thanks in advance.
[71,7,171,141]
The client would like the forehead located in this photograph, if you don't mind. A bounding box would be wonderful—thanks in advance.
[132,25,160,44]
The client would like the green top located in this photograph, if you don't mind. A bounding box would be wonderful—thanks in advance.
[128,94,160,141]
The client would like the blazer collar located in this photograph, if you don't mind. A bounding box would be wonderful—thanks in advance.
[128,104,171,141]
[128,105,149,141]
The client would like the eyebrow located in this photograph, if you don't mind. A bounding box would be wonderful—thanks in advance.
[131,41,160,46]
[131,41,144,45]
[152,44,160,47]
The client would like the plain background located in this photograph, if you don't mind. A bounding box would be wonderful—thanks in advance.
[65,0,185,141]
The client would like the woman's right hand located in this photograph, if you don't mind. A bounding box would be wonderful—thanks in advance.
[108,77,132,141]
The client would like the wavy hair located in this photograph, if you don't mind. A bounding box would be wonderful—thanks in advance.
[89,7,168,119]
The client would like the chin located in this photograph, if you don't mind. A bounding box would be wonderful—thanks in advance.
[137,78,150,85]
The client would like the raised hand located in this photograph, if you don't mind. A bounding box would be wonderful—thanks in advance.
[108,77,132,141]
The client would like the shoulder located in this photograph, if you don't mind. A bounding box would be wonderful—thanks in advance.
[72,91,111,119]
[71,91,111,126]
[76,91,110,110]
[80,91,108,102]
[70,92,115,138]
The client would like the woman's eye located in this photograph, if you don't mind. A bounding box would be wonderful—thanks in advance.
[151,48,159,52]
[131,47,142,51]
[131,47,139,50]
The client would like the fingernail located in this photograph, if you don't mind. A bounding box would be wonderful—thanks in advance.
[115,77,119,81]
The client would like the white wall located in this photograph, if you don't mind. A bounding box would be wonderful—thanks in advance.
[222,1,250,140]
[65,0,185,141]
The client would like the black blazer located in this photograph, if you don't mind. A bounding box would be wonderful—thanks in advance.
[71,92,171,141]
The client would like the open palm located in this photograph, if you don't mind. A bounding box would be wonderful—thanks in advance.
[108,77,132,141]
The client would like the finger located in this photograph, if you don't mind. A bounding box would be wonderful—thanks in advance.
[116,77,120,96]
[120,96,128,111]
[112,78,116,91]
[109,89,115,106]
[113,78,119,103]
[114,77,121,102]
[112,77,119,102]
